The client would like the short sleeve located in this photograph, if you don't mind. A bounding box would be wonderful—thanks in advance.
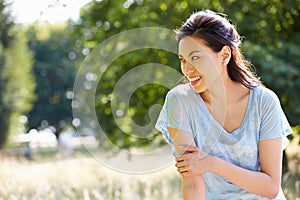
[155,90,193,154]
[259,89,292,143]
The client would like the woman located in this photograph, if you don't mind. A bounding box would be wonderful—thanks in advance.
[155,10,292,200]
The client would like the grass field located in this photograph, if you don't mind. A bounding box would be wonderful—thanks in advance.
[0,146,182,200]
[0,140,299,200]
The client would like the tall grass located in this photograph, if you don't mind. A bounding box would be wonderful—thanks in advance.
[0,153,182,200]
[284,131,300,200]
[0,140,299,200]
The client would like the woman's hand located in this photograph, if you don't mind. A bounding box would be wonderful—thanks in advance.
[175,146,214,177]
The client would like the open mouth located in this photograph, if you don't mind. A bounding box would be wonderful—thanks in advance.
[188,76,202,85]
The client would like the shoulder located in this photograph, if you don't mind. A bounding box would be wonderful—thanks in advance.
[252,85,281,106]
[165,83,197,106]
[168,83,195,98]
[252,86,283,119]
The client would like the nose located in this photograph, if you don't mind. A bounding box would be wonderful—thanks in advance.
[182,61,196,76]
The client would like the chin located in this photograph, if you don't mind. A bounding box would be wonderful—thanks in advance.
[191,85,205,93]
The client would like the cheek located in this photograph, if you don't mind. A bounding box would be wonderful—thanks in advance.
[193,59,221,83]
[180,66,188,78]
[192,59,218,75]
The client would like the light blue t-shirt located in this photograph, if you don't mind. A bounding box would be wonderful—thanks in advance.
[155,84,292,200]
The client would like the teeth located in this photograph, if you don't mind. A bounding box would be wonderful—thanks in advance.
[189,76,201,82]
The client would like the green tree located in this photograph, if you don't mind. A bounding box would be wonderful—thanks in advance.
[0,0,35,147]
[4,29,36,140]
[0,0,14,147]
[218,0,300,126]
[0,44,10,147]
[71,0,300,150]
[27,24,82,138]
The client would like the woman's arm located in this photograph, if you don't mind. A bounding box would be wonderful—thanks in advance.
[167,127,206,200]
[177,137,283,199]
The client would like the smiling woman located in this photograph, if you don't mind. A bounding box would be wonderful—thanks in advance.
[6,0,91,24]
[155,9,292,200]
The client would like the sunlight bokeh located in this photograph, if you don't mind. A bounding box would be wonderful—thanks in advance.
[6,0,91,24]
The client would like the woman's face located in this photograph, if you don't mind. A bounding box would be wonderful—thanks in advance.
[178,36,224,93]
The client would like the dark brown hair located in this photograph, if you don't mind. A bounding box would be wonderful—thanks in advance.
[176,9,261,88]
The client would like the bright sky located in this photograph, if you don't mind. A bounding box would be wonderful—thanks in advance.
[6,0,92,24]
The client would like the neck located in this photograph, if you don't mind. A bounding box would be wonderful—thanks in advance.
[200,76,232,104]
[201,76,249,107]
[200,77,242,127]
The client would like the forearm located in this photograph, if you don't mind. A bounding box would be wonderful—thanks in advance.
[166,127,206,199]
[182,175,206,200]
[211,156,280,199]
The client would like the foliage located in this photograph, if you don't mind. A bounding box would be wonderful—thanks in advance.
[0,0,35,148]
[219,0,300,125]
[4,29,36,139]
[70,0,300,149]
[0,0,14,147]
[26,24,83,138]
[0,0,14,48]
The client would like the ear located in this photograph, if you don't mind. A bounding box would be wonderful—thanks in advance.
[220,46,231,65]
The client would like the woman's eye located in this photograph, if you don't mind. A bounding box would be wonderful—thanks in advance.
[191,56,200,61]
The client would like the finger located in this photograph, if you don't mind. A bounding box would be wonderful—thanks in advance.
[179,167,191,176]
[176,155,187,162]
[177,166,188,173]
[176,157,183,162]
[179,145,199,153]
[181,171,191,177]
[175,161,185,168]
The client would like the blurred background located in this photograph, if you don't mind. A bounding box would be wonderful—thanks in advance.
[0,0,299,199]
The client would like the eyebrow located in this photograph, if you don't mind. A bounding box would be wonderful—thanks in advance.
[178,50,202,58]
[188,50,202,57]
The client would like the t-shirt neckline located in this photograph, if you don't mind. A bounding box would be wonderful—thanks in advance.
[196,87,254,135]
